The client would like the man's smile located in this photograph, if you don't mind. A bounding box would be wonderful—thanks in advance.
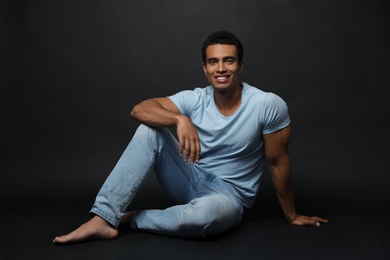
[215,75,230,83]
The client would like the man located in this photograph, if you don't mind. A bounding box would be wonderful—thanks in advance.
[53,30,327,244]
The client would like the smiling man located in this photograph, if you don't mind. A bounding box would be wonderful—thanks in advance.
[53,31,327,244]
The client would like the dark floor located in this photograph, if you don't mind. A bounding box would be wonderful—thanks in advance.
[1,193,389,260]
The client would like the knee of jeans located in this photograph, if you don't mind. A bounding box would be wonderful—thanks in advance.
[135,124,171,144]
[133,124,160,146]
[181,195,240,237]
[135,124,156,138]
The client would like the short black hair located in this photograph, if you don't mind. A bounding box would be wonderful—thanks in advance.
[201,31,244,64]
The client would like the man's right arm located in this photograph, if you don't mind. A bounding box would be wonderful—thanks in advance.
[131,97,182,127]
[131,97,200,164]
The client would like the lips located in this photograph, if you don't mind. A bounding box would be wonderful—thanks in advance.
[215,75,230,83]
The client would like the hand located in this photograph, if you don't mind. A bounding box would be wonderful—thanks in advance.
[290,215,328,227]
[176,116,201,164]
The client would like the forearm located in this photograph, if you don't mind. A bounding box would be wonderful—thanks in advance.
[131,99,183,128]
[269,163,298,222]
[264,127,327,226]
[131,98,200,164]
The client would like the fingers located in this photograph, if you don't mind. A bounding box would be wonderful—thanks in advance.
[315,217,328,224]
[176,116,201,164]
[195,139,201,162]
[291,215,328,227]
[179,136,201,164]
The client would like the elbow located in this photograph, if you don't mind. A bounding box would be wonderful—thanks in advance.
[130,104,141,121]
[266,156,278,168]
[266,155,291,173]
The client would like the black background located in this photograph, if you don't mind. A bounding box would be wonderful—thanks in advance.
[1,1,389,258]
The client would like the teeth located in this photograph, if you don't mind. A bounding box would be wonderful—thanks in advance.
[217,77,227,80]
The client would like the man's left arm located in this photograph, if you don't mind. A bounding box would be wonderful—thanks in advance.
[263,125,328,226]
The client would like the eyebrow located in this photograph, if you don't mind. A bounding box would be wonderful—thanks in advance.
[206,56,237,62]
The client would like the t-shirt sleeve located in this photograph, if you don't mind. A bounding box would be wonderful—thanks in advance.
[168,90,199,116]
[262,93,291,134]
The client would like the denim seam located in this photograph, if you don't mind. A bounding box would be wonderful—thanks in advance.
[157,139,201,194]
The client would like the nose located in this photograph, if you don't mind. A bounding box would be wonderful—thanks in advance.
[217,61,226,73]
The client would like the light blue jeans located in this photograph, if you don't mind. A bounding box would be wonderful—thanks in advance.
[90,124,244,237]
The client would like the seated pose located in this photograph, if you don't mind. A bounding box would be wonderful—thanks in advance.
[53,30,327,244]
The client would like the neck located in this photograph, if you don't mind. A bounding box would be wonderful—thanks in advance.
[214,84,243,116]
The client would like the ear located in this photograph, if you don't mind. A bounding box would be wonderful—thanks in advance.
[239,60,244,73]
[202,62,207,75]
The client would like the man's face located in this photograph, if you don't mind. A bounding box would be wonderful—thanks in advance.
[203,44,243,92]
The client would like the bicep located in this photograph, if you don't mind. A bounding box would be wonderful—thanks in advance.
[263,125,291,166]
[148,97,181,114]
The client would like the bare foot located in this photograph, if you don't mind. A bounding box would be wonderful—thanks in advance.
[53,215,118,245]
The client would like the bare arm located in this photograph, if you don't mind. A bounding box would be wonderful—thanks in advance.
[264,125,327,226]
[131,98,182,127]
[131,97,200,164]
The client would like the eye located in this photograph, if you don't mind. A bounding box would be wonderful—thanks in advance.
[208,59,217,65]
[225,58,234,64]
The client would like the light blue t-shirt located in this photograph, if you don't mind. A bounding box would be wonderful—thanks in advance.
[168,82,290,208]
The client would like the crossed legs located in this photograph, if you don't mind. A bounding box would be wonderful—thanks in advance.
[53,125,242,244]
